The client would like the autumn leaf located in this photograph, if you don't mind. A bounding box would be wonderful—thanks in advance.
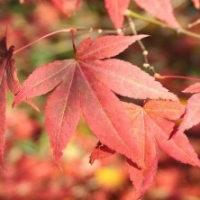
[76,36,177,100]
[104,0,130,29]
[103,100,199,196]
[14,35,177,167]
[124,102,159,198]
[82,59,178,100]
[176,82,200,134]
[90,100,200,198]
[143,100,199,167]
[124,100,200,197]
[89,141,153,199]
[133,0,181,29]
[90,104,158,198]
[90,140,157,196]
[0,36,20,168]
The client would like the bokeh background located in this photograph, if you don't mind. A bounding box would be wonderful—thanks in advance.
[0,0,200,199]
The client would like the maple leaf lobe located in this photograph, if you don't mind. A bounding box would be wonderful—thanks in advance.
[177,82,200,134]
[133,0,181,29]
[183,82,200,93]
[14,59,76,105]
[104,0,130,28]
[76,35,148,60]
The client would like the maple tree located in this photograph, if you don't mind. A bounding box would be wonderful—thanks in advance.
[1,0,200,199]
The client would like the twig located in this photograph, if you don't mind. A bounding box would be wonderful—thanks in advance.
[155,74,200,82]
[126,9,200,39]
[14,28,75,54]
[127,16,156,73]
[188,19,200,28]
[14,27,126,54]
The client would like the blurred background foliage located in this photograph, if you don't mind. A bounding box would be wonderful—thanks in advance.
[0,0,200,199]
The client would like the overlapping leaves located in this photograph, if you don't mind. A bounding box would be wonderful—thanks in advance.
[51,0,199,30]
[0,1,199,199]
[90,100,200,198]
[104,0,199,29]
[14,35,177,167]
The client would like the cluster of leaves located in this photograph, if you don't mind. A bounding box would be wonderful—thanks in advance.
[1,0,200,198]
[52,0,199,29]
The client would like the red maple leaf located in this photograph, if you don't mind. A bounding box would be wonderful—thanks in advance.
[104,0,130,29]
[14,35,177,167]
[0,36,20,167]
[90,100,200,198]
[176,82,200,134]
[133,0,181,29]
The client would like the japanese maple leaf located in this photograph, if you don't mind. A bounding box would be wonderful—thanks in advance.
[133,0,181,29]
[90,100,200,198]
[14,35,177,167]
[104,0,130,29]
[176,82,200,134]
[51,0,81,17]
[0,36,20,167]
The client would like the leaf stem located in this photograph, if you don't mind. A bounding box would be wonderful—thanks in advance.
[70,29,76,53]
[14,28,75,54]
[188,18,200,28]
[155,74,200,82]
[13,27,127,55]
[126,10,200,39]
[126,10,167,28]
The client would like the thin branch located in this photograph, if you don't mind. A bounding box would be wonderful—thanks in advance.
[14,27,125,54]
[180,29,200,39]
[188,19,200,28]
[14,28,75,54]
[127,16,156,73]
[155,73,200,82]
[126,10,167,28]
[126,10,200,39]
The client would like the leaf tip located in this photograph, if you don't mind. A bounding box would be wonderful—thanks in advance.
[56,162,64,172]
[25,99,40,112]
[53,149,63,169]
[13,95,22,107]
[89,156,95,165]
